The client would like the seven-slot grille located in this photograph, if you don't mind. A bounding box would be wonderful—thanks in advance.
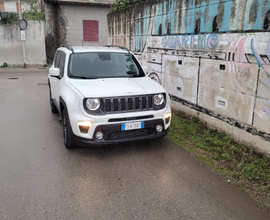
[102,95,153,113]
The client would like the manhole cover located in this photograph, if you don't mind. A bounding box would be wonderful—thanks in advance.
[37,83,48,86]
[8,78,19,80]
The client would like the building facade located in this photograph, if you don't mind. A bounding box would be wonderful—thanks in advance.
[44,0,114,62]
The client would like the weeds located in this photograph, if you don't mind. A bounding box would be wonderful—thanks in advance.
[1,62,8,68]
[167,111,270,209]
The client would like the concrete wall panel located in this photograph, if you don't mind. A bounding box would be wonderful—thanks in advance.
[0,21,46,66]
[200,59,259,96]
[162,55,199,81]
[253,98,270,133]
[198,84,255,125]
[162,55,199,104]
[164,74,198,104]
[148,52,161,64]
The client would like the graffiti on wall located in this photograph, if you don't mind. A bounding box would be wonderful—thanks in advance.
[225,36,258,105]
[253,39,270,123]
[161,34,218,50]
[134,0,270,52]
[225,35,270,123]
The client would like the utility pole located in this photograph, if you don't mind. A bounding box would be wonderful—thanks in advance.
[18,0,26,68]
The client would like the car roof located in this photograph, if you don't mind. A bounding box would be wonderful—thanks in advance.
[60,46,129,54]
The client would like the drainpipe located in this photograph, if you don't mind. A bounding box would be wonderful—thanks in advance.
[18,0,26,68]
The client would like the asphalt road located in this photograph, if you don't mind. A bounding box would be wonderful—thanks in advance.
[0,68,270,220]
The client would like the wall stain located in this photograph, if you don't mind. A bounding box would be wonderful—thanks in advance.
[171,95,270,142]
[249,0,258,25]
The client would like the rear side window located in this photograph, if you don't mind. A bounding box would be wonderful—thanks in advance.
[59,52,66,78]
[54,51,62,68]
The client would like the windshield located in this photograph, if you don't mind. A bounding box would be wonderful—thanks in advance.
[68,52,145,79]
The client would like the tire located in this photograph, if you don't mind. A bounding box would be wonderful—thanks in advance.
[49,89,58,114]
[62,108,77,149]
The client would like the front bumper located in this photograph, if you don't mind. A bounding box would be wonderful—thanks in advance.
[73,118,169,146]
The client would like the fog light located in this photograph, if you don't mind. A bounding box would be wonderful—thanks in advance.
[156,124,163,132]
[78,121,91,133]
[96,131,104,140]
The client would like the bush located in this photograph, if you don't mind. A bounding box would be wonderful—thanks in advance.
[1,62,8,68]
[0,12,18,25]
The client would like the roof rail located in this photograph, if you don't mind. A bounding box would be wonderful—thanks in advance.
[104,45,129,52]
[60,44,74,53]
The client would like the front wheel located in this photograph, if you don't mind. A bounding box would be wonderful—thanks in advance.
[62,108,77,149]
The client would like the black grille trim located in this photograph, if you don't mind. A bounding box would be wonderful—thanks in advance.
[109,129,154,140]
[102,95,154,113]
[108,115,154,122]
[101,94,166,114]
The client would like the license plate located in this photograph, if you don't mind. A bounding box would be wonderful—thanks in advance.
[121,121,144,131]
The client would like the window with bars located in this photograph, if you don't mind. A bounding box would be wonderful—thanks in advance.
[83,20,99,42]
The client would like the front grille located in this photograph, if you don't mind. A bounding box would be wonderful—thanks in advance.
[102,95,154,113]
[109,129,151,140]
[83,93,166,115]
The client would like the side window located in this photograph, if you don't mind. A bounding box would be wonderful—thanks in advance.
[54,51,62,68]
[59,52,66,78]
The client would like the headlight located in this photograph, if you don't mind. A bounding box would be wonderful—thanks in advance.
[154,94,164,105]
[86,98,100,111]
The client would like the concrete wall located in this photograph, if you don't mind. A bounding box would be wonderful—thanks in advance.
[44,2,110,63]
[0,20,47,66]
[107,0,270,155]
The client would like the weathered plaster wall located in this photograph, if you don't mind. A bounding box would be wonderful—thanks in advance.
[61,5,109,46]
[108,0,270,155]
[44,2,110,63]
[0,20,46,66]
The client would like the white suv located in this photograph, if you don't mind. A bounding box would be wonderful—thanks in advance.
[48,45,171,148]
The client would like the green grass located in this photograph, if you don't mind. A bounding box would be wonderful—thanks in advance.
[167,111,270,209]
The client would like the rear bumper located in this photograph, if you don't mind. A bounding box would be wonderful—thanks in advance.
[73,119,169,146]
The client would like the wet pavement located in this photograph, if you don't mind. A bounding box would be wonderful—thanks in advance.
[0,68,270,220]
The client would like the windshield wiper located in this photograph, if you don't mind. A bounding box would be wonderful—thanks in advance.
[69,75,95,79]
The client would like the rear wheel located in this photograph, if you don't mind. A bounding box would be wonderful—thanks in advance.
[62,108,77,149]
[49,89,58,113]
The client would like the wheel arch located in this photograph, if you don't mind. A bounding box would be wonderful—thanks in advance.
[59,96,67,119]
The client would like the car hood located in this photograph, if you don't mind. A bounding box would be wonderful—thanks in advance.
[69,77,165,97]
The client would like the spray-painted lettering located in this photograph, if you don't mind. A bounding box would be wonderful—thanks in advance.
[162,34,218,50]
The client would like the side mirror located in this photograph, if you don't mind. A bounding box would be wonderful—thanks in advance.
[142,66,149,74]
[49,68,60,77]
